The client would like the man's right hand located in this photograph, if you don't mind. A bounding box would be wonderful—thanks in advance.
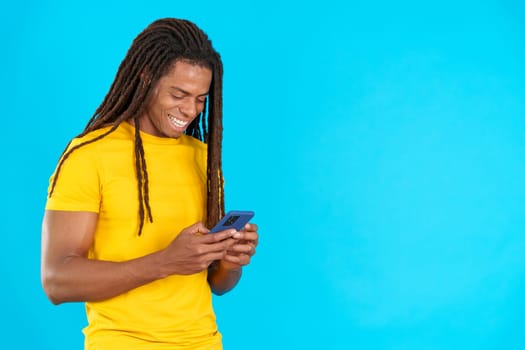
[157,222,236,276]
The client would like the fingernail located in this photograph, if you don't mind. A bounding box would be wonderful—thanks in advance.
[233,232,242,239]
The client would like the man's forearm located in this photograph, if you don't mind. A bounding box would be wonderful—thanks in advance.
[42,252,166,304]
[207,260,242,295]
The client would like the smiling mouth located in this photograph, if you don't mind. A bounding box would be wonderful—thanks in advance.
[168,114,189,128]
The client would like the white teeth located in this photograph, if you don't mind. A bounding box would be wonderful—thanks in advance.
[168,114,188,127]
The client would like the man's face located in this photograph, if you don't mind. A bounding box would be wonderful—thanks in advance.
[139,60,213,138]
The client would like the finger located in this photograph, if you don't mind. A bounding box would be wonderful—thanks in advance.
[229,243,255,255]
[204,251,229,264]
[244,223,258,232]
[224,253,250,266]
[215,227,239,235]
[233,230,258,242]
[198,229,236,243]
[198,238,236,254]
[223,254,242,265]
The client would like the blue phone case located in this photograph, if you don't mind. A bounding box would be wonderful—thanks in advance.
[210,210,255,233]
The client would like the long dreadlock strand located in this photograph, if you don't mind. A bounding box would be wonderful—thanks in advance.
[133,116,153,236]
[206,64,225,224]
[133,116,146,236]
[202,97,208,143]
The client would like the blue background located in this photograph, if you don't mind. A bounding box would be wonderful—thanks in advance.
[2,0,524,348]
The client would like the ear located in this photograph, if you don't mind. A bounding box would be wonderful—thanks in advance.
[140,70,153,87]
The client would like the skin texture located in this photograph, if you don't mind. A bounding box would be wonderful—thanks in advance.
[41,61,259,304]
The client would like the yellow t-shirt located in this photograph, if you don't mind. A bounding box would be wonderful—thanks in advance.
[46,122,222,350]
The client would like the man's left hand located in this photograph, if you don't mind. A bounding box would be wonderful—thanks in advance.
[222,223,259,269]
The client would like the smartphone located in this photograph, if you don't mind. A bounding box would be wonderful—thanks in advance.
[210,210,255,233]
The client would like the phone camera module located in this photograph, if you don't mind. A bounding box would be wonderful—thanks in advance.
[224,215,240,226]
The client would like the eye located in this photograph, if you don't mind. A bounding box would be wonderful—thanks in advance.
[171,94,184,100]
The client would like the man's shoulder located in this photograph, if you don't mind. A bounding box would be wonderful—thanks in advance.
[68,124,130,150]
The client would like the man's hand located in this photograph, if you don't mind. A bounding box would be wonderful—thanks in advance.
[207,222,259,295]
[158,222,236,276]
[222,223,259,270]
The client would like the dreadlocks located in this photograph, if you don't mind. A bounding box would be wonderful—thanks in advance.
[48,18,225,236]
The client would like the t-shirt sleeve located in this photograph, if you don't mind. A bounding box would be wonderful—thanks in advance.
[45,141,101,213]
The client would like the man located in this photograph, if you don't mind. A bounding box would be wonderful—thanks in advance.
[41,18,258,350]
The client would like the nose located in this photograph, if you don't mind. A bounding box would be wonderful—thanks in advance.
[180,99,198,118]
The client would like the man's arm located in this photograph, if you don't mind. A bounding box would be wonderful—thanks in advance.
[41,210,235,304]
[207,223,258,295]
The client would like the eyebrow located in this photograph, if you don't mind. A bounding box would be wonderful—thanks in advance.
[169,86,209,97]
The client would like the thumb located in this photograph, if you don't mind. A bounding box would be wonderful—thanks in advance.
[185,221,210,235]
